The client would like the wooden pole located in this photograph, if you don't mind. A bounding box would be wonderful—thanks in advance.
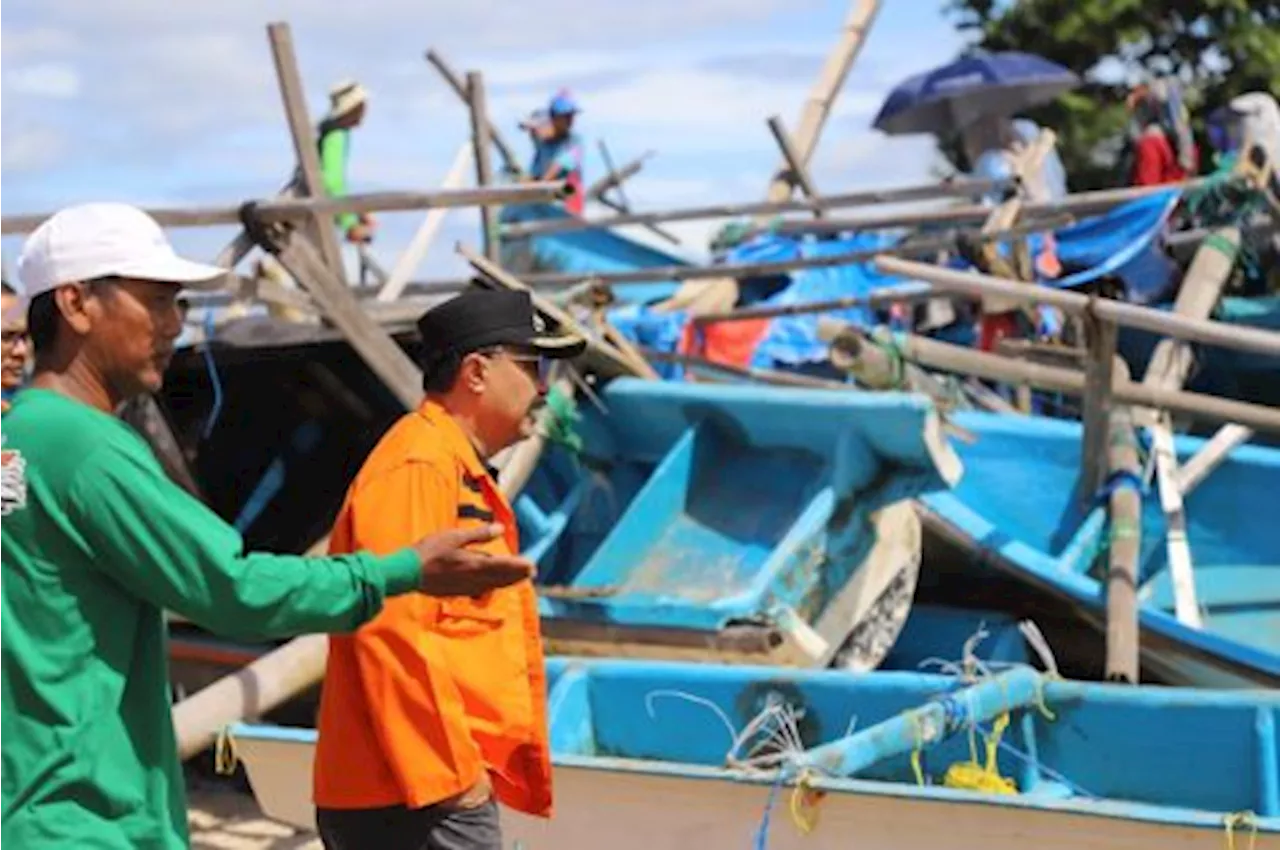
[174,634,327,760]
[466,71,500,262]
[585,151,652,201]
[378,144,474,302]
[874,255,1280,360]
[424,49,524,177]
[1,182,571,236]
[766,115,823,215]
[255,220,424,408]
[759,0,881,210]
[501,176,1009,238]
[1077,312,1119,501]
[504,176,1201,240]
[1104,401,1142,684]
[265,21,346,279]
[818,321,1280,434]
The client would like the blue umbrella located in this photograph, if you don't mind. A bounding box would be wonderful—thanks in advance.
[873,50,1080,136]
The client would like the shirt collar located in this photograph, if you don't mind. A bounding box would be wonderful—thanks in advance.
[417,399,495,485]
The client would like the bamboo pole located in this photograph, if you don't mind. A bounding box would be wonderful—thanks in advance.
[504,177,1202,240]
[694,284,934,326]
[1078,314,1119,500]
[759,0,882,210]
[1,183,572,236]
[765,115,823,215]
[265,22,346,278]
[818,320,1280,434]
[873,256,1280,360]
[378,143,474,302]
[585,151,652,201]
[467,71,500,262]
[1104,402,1142,683]
[500,176,1009,238]
[174,634,327,760]
[424,49,524,177]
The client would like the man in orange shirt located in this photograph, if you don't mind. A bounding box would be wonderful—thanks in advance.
[313,289,584,850]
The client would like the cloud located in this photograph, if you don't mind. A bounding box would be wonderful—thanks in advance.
[0,26,78,62]
[1,0,974,279]
[1,126,69,171]
[5,62,81,99]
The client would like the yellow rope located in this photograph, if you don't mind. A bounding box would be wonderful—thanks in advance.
[788,770,824,835]
[909,713,927,787]
[942,711,1017,795]
[1224,811,1258,850]
[213,726,239,776]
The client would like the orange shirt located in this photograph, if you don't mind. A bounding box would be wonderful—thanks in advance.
[312,401,552,817]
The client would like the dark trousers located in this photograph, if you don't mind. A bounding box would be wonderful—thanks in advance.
[316,799,502,850]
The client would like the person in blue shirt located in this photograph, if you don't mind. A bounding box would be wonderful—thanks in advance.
[522,91,585,215]
[1,280,29,412]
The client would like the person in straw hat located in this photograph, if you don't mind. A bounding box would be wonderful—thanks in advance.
[319,79,375,243]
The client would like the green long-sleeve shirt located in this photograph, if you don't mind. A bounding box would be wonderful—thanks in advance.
[318,122,359,234]
[0,388,422,848]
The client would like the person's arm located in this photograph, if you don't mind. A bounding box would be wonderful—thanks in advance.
[345,462,488,806]
[319,128,360,234]
[69,440,422,640]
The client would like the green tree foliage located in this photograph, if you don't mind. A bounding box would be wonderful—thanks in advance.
[941,0,1280,190]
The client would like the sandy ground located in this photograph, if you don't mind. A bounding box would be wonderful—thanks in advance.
[187,778,320,850]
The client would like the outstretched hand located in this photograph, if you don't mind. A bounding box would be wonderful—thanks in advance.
[412,523,534,597]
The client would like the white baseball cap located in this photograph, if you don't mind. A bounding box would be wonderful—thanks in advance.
[17,202,228,299]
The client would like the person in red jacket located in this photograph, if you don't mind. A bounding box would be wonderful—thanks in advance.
[1127,81,1199,186]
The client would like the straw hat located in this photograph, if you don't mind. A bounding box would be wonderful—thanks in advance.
[326,79,368,121]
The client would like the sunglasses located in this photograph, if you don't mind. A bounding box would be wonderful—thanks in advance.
[481,347,552,384]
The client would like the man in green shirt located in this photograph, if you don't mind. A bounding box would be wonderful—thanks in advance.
[1,202,534,848]
[319,79,373,244]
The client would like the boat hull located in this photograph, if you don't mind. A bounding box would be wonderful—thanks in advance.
[231,728,1277,850]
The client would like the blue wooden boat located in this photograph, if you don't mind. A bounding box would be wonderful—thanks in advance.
[508,378,962,669]
[919,411,1280,689]
[227,657,1280,848]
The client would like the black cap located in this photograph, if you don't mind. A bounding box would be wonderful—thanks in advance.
[416,289,586,370]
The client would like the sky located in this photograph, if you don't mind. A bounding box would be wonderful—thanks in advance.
[1,0,973,284]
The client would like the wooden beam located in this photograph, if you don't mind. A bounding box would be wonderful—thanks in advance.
[818,321,1280,434]
[766,115,823,215]
[1078,313,1118,501]
[378,143,473,302]
[1,183,571,237]
[424,49,524,177]
[1149,425,1203,629]
[759,0,881,210]
[874,255,1280,360]
[1104,404,1142,684]
[265,21,346,279]
[501,176,1009,238]
[466,71,500,262]
[585,150,652,201]
[1136,224,1240,630]
[255,220,423,408]
[1174,423,1254,496]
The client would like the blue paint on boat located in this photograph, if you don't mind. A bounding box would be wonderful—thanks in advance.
[515,378,958,655]
[920,411,1280,688]
[499,203,688,304]
[231,657,1280,829]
